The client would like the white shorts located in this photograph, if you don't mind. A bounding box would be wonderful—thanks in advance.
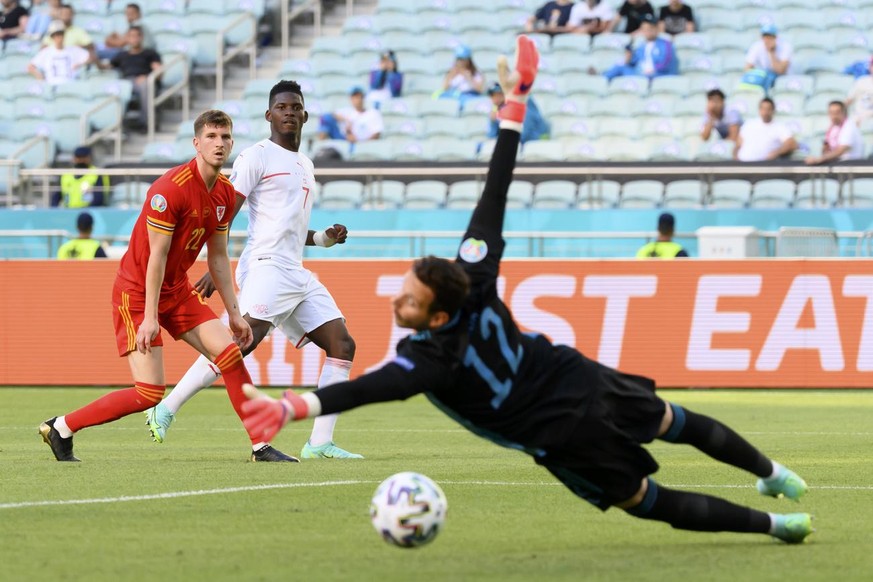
[236,261,344,348]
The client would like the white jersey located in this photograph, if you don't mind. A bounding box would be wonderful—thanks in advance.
[231,139,316,274]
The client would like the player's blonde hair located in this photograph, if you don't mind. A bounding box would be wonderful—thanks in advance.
[193,109,233,137]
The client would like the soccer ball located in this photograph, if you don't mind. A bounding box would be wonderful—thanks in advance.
[370,472,448,548]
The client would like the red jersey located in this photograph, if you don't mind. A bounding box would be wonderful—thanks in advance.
[116,158,235,305]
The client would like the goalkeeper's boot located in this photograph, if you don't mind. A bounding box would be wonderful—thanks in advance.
[252,444,299,463]
[770,513,814,544]
[300,441,364,459]
[39,417,80,462]
[494,34,540,128]
[144,402,174,444]
[757,463,808,501]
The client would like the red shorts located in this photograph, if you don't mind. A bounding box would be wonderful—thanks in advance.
[112,282,217,356]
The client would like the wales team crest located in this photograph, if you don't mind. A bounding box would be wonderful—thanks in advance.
[216,206,226,221]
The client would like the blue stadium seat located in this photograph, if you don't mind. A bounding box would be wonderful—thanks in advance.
[348,140,395,161]
[620,180,664,208]
[404,179,447,208]
[694,140,734,162]
[795,178,840,208]
[607,76,650,97]
[578,180,620,209]
[709,179,752,207]
[533,180,578,209]
[446,180,481,209]
[561,138,602,161]
[842,178,873,207]
[551,117,599,140]
[520,141,565,162]
[663,179,705,208]
[364,179,405,208]
[649,76,691,98]
[751,179,797,208]
[646,139,690,161]
[506,180,534,209]
[319,180,364,209]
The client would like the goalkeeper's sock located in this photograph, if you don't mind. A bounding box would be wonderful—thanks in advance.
[497,34,539,133]
[163,354,221,414]
[658,403,773,478]
[626,479,772,534]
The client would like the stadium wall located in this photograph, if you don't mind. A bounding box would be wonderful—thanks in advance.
[1,259,871,388]
[3,208,873,258]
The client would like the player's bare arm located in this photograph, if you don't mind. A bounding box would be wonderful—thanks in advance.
[194,193,247,298]
[205,229,253,349]
[137,228,173,354]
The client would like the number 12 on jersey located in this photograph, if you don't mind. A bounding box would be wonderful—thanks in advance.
[463,307,523,409]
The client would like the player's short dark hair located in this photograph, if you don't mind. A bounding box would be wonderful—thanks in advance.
[193,109,233,137]
[269,80,304,107]
[706,89,725,100]
[760,97,775,108]
[829,100,847,113]
[128,25,142,35]
[413,256,471,317]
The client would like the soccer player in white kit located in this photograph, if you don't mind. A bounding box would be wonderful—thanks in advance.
[145,80,362,462]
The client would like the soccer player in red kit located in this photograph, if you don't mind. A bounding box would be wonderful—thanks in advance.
[39,109,277,462]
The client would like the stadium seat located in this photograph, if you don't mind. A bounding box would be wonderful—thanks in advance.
[446,180,481,209]
[641,118,681,139]
[597,118,639,139]
[424,117,480,140]
[364,179,405,209]
[751,179,797,208]
[561,138,601,161]
[141,141,181,163]
[310,139,351,160]
[709,179,752,207]
[773,94,805,116]
[319,180,364,209]
[532,180,578,209]
[814,73,855,95]
[602,137,648,161]
[649,76,691,99]
[111,181,152,207]
[558,75,608,98]
[840,178,873,207]
[607,76,650,97]
[506,180,534,209]
[423,138,476,161]
[795,178,841,208]
[521,141,565,162]
[551,34,591,57]
[646,139,689,161]
[673,32,712,54]
[551,117,599,140]
[404,180,447,208]
[663,179,705,208]
[578,180,620,209]
[683,55,724,75]
[347,140,394,161]
[620,180,664,208]
[414,98,460,119]
[773,75,815,97]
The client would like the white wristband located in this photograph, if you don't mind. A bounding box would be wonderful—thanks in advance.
[313,229,336,248]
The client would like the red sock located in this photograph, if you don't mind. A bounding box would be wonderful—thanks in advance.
[66,382,165,432]
[213,344,258,445]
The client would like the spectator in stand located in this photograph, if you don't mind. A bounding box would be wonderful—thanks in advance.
[53,146,110,208]
[438,45,485,105]
[28,20,90,85]
[102,26,161,132]
[318,86,384,144]
[658,0,694,36]
[602,14,678,81]
[0,0,29,43]
[367,50,403,109]
[569,0,616,36]
[486,82,550,144]
[805,101,865,165]
[615,0,654,35]
[22,0,54,41]
[525,0,576,35]
[700,89,742,142]
[743,24,791,92]
[97,3,154,61]
[734,97,797,162]
[46,4,96,63]
[846,57,873,126]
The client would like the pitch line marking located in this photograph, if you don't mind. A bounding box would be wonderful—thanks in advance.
[2,481,873,511]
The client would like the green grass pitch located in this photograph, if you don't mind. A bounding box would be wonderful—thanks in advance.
[1,388,871,581]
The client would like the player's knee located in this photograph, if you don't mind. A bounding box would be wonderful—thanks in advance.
[327,332,356,361]
[617,477,655,514]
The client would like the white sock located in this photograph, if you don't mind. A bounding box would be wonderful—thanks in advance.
[163,354,222,414]
[767,461,783,480]
[767,513,778,534]
[252,442,267,452]
[307,357,352,447]
[54,416,73,438]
